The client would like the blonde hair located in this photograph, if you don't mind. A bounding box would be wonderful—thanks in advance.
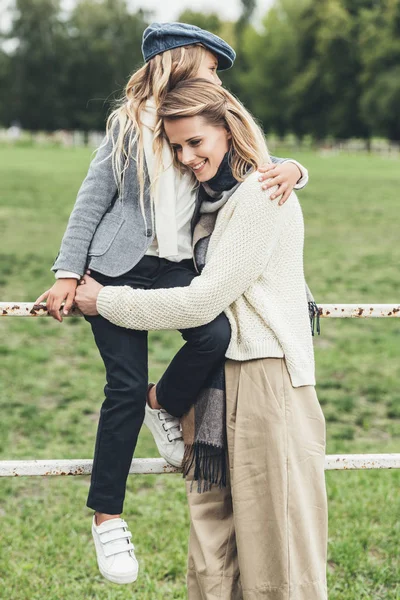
[155,79,271,182]
[103,44,208,209]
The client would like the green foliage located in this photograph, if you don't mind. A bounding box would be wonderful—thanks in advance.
[63,0,147,130]
[0,50,11,124]
[6,0,67,130]
[3,0,147,131]
[239,0,302,136]
[0,145,399,598]
[358,0,400,139]
[178,10,222,34]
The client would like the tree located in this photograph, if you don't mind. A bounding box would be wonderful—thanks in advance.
[0,49,12,126]
[358,0,400,140]
[288,0,367,140]
[221,0,257,102]
[6,0,67,130]
[239,0,303,136]
[178,10,222,34]
[63,0,147,131]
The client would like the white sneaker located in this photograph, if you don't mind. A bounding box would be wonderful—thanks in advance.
[92,516,138,584]
[144,402,184,467]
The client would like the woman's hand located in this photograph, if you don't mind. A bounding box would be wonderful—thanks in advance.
[258,162,302,205]
[75,274,103,316]
[35,278,78,322]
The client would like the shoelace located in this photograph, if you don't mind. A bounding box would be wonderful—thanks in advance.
[158,410,183,442]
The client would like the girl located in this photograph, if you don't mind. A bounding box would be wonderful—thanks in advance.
[36,22,310,585]
[76,79,327,600]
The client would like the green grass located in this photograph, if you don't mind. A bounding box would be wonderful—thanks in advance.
[0,145,399,599]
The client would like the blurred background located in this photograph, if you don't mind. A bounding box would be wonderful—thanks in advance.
[0,0,399,148]
[0,2,399,599]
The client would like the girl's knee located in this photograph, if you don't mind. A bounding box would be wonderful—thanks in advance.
[201,315,231,354]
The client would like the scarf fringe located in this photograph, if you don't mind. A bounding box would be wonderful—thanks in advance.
[308,301,321,336]
[182,442,227,493]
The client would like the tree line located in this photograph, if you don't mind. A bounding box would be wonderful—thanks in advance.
[0,0,399,141]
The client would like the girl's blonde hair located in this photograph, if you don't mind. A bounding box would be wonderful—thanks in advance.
[105,44,208,204]
[155,79,271,182]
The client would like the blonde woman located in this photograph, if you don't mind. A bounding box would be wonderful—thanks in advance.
[76,79,328,600]
[36,23,310,585]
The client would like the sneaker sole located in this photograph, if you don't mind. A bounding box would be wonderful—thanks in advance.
[98,564,138,585]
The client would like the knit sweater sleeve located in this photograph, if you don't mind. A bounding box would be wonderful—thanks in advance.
[96,172,292,330]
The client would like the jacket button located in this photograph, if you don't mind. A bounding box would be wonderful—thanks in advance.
[146,229,152,237]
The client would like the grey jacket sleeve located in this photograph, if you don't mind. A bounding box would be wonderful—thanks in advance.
[270,155,285,164]
[51,131,119,276]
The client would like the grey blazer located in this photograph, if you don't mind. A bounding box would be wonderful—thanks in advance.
[52,131,287,278]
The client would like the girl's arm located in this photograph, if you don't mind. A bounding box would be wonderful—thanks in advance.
[36,126,123,321]
[261,157,308,205]
[51,130,120,276]
[94,172,292,331]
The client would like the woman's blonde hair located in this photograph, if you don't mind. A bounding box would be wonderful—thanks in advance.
[155,79,271,182]
[104,44,208,205]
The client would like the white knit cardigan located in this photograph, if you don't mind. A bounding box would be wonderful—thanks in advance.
[97,171,315,387]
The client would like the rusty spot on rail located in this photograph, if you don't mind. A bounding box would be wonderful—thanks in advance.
[357,308,364,316]
[30,304,48,316]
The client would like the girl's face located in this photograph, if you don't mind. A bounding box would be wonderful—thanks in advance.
[195,50,222,85]
[165,115,231,182]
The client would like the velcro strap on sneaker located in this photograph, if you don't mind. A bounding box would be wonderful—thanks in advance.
[100,530,132,544]
[97,518,128,533]
[103,541,135,558]
[168,429,183,441]
[162,419,177,431]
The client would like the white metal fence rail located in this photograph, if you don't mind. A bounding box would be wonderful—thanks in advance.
[1,454,400,478]
[1,302,399,318]
[1,302,399,476]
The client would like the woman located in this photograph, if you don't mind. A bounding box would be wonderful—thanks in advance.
[37,23,309,586]
[76,79,328,600]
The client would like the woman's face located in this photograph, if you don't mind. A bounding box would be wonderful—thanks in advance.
[195,50,222,85]
[165,115,231,182]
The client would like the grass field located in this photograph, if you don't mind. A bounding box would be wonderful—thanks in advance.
[0,144,399,599]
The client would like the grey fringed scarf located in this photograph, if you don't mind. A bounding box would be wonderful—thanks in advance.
[181,155,320,491]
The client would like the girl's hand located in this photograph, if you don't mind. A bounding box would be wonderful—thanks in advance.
[74,275,103,316]
[258,162,302,205]
[35,278,78,322]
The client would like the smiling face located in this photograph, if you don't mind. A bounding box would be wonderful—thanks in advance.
[164,115,231,182]
[195,50,222,85]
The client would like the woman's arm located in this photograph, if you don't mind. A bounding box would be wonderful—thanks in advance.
[95,173,293,331]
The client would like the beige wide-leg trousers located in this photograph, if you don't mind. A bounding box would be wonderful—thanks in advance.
[186,358,328,600]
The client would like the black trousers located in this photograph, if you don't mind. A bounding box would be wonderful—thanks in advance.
[85,256,231,514]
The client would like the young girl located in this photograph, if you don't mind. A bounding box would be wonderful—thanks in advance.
[76,79,327,600]
[36,23,310,585]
